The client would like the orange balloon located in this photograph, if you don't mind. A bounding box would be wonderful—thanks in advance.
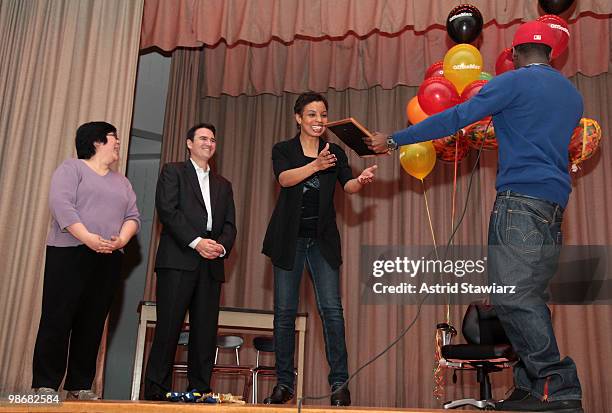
[406,96,430,124]
[399,141,437,180]
[443,44,483,93]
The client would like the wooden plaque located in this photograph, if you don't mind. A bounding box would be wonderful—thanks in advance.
[325,117,377,157]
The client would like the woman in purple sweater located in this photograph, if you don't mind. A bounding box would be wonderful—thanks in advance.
[32,122,140,400]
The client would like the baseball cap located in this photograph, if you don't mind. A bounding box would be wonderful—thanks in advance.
[512,20,557,51]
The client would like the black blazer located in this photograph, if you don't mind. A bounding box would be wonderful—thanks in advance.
[262,135,353,270]
[155,161,236,282]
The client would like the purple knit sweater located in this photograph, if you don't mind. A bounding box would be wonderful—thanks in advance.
[47,159,140,247]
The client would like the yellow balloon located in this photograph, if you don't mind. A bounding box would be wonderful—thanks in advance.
[443,44,483,93]
[399,141,437,180]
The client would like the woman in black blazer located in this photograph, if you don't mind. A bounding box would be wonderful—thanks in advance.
[262,92,377,406]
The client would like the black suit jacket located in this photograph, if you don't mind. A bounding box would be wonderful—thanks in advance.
[262,135,353,270]
[154,161,236,282]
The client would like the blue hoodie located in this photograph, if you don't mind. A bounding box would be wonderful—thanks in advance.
[392,64,583,208]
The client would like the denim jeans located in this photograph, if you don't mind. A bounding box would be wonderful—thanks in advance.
[488,190,581,401]
[273,238,349,391]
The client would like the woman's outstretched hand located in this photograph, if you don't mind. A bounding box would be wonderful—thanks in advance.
[357,165,378,185]
[310,143,337,172]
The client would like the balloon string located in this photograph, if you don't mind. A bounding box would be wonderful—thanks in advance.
[446,137,461,324]
[433,328,445,400]
[425,176,444,400]
[451,137,459,232]
[421,178,439,262]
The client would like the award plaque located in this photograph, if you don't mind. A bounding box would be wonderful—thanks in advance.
[325,118,377,157]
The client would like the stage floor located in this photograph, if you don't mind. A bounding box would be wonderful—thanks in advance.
[0,400,507,413]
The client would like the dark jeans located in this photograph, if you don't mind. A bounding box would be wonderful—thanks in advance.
[32,245,122,391]
[488,190,581,401]
[273,238,349,391]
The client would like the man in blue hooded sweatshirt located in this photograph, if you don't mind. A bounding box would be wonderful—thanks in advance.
[366,21,583,413]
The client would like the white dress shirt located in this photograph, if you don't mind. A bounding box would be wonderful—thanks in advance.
[188,159,225,257]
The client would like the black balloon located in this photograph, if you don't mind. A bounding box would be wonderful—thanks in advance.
[538,0,575,15]
[446,4,483,44]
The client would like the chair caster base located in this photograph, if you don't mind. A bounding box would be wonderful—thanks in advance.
[444,398,496,410]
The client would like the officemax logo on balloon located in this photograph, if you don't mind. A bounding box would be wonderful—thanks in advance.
[452,63,481,70]
[549,23,570,35]
[448,12,473,22]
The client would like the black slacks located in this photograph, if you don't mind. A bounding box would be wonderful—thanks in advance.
[144,262,221,398]
[32,245,122,390]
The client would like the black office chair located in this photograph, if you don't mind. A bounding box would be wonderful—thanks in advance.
[251,336,276,403]
[437,302,518,410]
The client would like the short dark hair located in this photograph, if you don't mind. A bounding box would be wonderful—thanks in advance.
[186,122,216,141]
[75,121,117,159]
[294,92,328,115]
[514,43,552,60]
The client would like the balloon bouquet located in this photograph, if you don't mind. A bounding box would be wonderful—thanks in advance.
[404,4,484,177]
[404,2,602,185]
[402,5,487,263]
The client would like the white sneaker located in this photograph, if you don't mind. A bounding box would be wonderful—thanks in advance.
[67,390,100,400]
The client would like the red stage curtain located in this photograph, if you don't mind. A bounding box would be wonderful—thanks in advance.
[141,0,612,95]
[141,0,612,49]
[200,15,610,97]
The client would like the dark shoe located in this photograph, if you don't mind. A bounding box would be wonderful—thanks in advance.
[502,387,530,402]
[144,392,167,401]
[143,380,169,401]
[496,392,583,412]
[330,383,351,407]
[263,385,294,404]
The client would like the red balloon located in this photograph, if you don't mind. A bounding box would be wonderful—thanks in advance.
[425,61,444,79]
[417,76,461,115]
[495,48,514,75]
[536,15,570,59]
[460,79,488,102]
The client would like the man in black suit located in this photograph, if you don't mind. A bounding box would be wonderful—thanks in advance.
[144,123,236,400]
